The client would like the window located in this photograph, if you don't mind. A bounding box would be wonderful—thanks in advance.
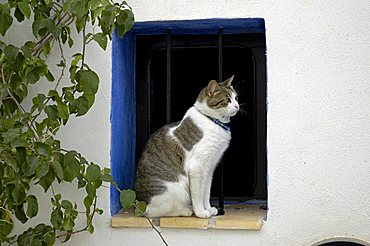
[111,19,267,216]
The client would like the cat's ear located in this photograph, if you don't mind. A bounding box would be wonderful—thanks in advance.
[206,80,220,96]
[223,75,235,87]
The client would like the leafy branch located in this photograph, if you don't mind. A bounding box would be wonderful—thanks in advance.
[0,0,142,245]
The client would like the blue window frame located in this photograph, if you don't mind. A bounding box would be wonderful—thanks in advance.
[110,18,265,216]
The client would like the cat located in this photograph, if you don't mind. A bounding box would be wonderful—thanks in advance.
[134,75,239,218]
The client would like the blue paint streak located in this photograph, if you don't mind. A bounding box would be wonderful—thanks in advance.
[110,30,136,216]
[110,18,265,216]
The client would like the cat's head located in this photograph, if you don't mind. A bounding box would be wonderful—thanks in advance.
[195,75,239,123]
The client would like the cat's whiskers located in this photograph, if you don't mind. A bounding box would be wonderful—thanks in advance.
[237,103,249,116]
[239,108,248,116]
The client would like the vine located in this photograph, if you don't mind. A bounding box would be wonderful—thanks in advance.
[0,0,146,245]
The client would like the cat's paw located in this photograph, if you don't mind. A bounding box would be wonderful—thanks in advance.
[208,207,218,216]
[179,207,193,217]
[195,210,212,218]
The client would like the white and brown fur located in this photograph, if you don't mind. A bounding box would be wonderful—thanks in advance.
[134,76,239,218]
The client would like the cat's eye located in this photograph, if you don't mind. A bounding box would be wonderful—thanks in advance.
[235,96,238,101]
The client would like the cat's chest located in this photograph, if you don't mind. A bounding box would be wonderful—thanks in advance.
[185,109,231,156]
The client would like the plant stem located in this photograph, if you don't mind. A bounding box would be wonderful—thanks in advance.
[81,19,87,69]
[146,217,169,246]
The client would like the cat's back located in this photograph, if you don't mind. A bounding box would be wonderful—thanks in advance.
[134,121,185,202]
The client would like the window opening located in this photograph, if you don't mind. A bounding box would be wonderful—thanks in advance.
[135,32,267,207]
[111,18,267,216]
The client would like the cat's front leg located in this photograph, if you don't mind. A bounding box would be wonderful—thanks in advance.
[203,173,218,216]
[189,166,212,218]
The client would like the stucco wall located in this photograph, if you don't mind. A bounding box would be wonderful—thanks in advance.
[8,0,370,245]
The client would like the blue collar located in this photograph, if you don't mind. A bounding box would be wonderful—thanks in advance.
[195,108,231,132]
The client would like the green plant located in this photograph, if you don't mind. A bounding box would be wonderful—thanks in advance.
[0,0,145,245]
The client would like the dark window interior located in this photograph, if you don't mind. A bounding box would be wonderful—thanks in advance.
[136,33,267,202]
[318,242,366,246]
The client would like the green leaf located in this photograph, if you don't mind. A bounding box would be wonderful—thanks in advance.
[63,0,73,12]
[71,53,82,66]
[11,137,28,148]
[100,8,114,35]
[92,6,104,20]
[16,147,27,166]
[91,0,102,10]
[50,209,63,229]
[14,6,25,22]
[101,174,112,182]
[62,217,74,231]
[21,41,35,58]
[26,195,38,218]
[88,223,94,234]
[34,142,52,157]
[75,16,86,33]
[83,196,93,209]
[52,161,64,181]
[95,208,103,215]
[103,167,111,175]
[68,36,74,47]
[55,194,61,201]
[44,105,59,120]
[0,13,13,36]
[4,45,19,59]
[86,164,101,182]
[74,95,89,116]
[15,206,28,224]
[46,70,55,82]
[120,189,136,210]
[31,239,42,246]
[61,200,73,210]
[56,99,69,119]
[18,1,31,19]
[2,151,17,169]
[0,210,13,238]
[63,151,80,182]
[76,70,99,95]
[61,27,68,44]
[115,23,126,37]
[17,228,32,245]
[27,156,38,176]
[32,93,47,110]
[71,0,86,20]
[35,160,49,179]
[48,89,59,99]
[12,183,27,205]
[38,169,55,192]
[135,201,147,216]
[93,33,107,50]
[93,179,102,189]
[86,183,96,198]
[77,176,86,188]
[47,19,61,38]
[116,9,134,37]
[32,17,47,37]
[42,42,51,57]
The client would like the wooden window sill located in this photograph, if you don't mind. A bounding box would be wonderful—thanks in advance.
[111,205,265,230]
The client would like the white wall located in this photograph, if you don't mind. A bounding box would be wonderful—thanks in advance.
[9,1,370,245]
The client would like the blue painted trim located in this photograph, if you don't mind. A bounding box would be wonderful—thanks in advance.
[110,30,136,216]
[110,18,265,216]
[133,18,265,35]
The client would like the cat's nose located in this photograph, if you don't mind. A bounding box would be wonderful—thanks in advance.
[234,104,239,111]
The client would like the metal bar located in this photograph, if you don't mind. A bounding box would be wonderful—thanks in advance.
[218,28,225,214]
[166,29,172,123]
